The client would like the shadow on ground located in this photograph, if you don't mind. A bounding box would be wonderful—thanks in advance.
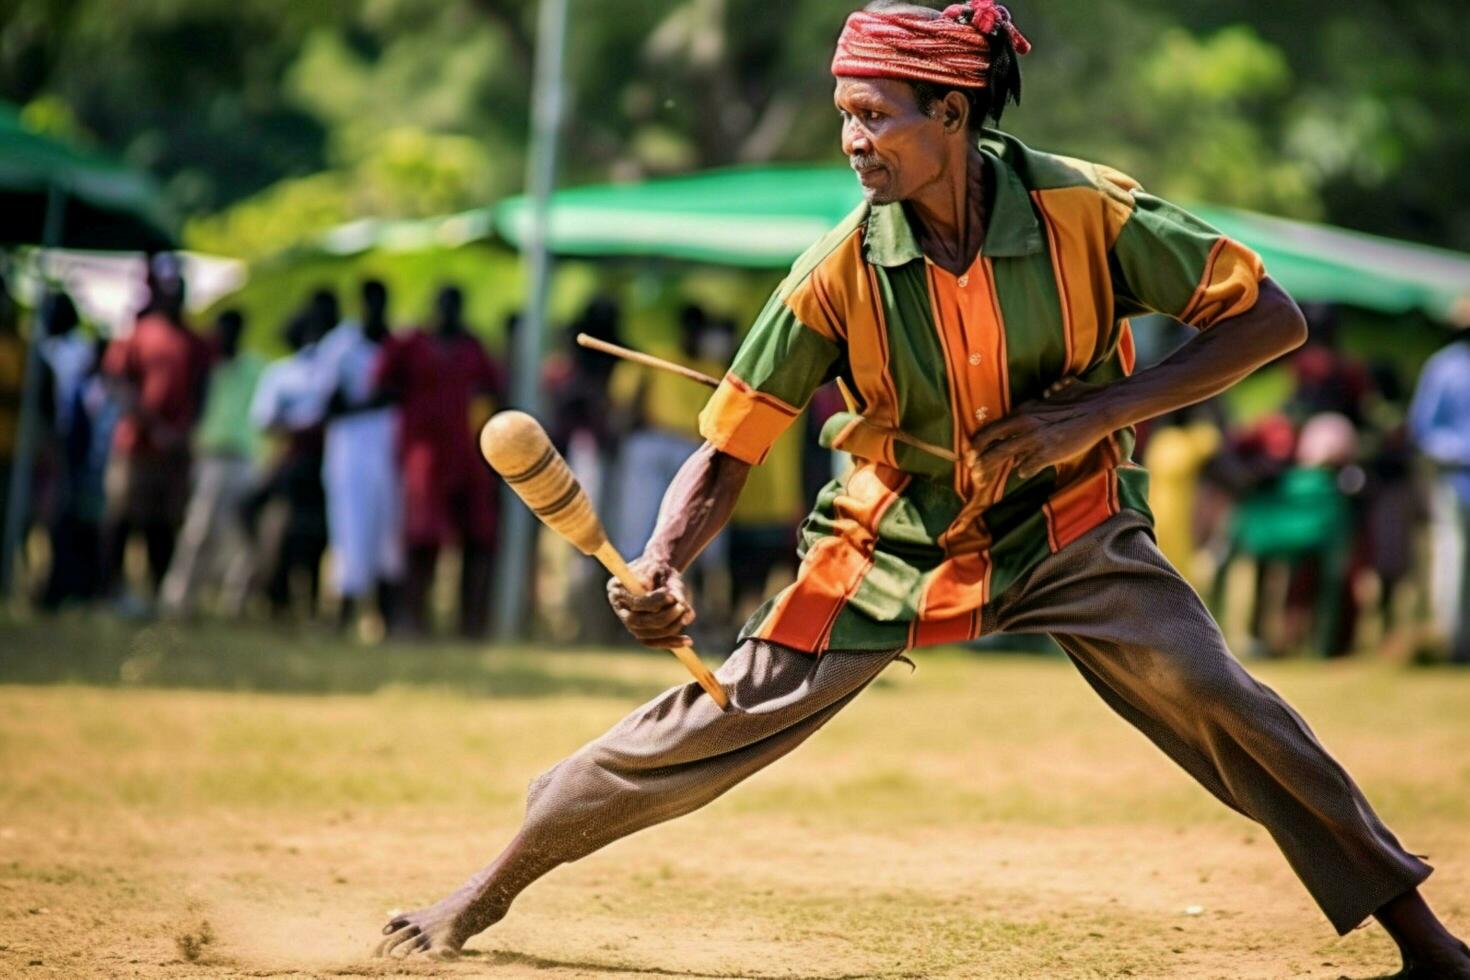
[0,611,675,700]
[466,948,908,979]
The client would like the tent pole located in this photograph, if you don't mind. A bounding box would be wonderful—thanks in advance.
[0,184,66,599]
[492,0,569,641]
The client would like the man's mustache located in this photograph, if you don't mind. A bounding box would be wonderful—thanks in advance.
[850,155,882,171]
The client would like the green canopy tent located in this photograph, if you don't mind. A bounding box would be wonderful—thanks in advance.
[0,104,175,252]
[494,164,1470,323]
[0,102,177,596]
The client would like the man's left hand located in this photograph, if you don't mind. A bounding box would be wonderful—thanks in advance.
[970,378,1113,482]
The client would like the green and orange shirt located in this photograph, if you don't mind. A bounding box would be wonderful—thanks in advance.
[699,130,1266,653]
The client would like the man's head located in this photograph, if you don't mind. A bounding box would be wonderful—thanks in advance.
[284,311,315,353]
[43,291,79,338]
[832,0,1028,203]
[214,309,245,358]
[309,287,340,337]
[362,278,388,321]
[434,285,465,335]
[678,303,709,359]
[144,252,187,321]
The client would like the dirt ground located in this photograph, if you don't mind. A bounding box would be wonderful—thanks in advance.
[0,619,1466,979]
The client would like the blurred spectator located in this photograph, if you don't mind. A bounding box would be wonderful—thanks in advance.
[539,299,624,643]
[375,285,503,638]
[1143,404,1223,585]
[314,279,403,636]
[247,304,331,619]
[32,291,90,539]
[609,304,728,564]
[1207,411,1298,654]
[0,275,23,538]
[100,255,210,607]
[1215,413,1357,658]
[727,421,802,622]
[608,304,733,625]
[159,310,263,617]
[1289,304,1372,425]
[38,291,95,447]
[1360,361,1422,654]
[35,296,109,608]
[1408,328,1470,664]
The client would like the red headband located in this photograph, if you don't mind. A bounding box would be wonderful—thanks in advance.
[831,1,1031,89]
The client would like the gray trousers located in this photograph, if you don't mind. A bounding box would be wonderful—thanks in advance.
[522,514,1430,935]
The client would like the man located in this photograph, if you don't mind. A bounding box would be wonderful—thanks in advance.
[374,285,502,637]
[609,304,732,609]
[0,274,24,562]
[1409,326,1470,664]
[312,279,403,636]
[377,4,1470,974]
[101,254,210,604]
[247,302,331,618]
[159,310,263,616]
[609,304,730,556]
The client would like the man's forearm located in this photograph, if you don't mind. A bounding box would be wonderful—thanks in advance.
[642,442,751,571]
[1096,278,1308,431]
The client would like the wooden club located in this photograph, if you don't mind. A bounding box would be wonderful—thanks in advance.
[479,410,730,710]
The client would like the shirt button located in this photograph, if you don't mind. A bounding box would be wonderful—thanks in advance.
[968,353,982,366]
[974,407,988,422]
[957,274,970,287]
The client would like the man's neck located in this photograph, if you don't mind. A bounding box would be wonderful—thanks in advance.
[906,145,986,276]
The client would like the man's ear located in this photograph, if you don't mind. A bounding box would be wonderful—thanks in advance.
[941,91,969,133]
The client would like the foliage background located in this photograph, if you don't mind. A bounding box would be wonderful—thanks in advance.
[1,0,1463,349]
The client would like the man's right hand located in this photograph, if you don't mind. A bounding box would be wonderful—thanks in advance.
[606,556,695,649]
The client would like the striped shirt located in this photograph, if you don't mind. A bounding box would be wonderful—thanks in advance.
[699,130,1266,653]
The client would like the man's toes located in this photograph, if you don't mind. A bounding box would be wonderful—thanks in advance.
[401,933,432,957]
[382,917,408,936]
[374,923,419,957]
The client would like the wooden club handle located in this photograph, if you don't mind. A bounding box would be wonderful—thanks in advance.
[480,411,729,709]
[595,542,729,710]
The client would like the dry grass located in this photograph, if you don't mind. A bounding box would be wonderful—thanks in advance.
[0,614,1467,978]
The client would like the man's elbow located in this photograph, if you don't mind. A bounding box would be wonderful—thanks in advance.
[1258,278,1308,355]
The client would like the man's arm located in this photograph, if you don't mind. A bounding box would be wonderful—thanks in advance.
[975,277,1307,479]
[606,442,751,648]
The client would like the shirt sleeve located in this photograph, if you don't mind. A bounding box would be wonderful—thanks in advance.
[697,287,840,465]
[1108,185,1267,330]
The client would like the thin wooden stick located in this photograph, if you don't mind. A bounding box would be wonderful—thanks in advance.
[835,377,958,462]
[577,333,720,388]
[578,333,959,465]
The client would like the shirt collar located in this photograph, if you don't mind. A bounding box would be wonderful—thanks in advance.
[863,132,1043,268]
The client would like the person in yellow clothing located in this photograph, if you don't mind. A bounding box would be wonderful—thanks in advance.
[608,306,730,565]
[1143,408,1223,586]
[728,419,804,619]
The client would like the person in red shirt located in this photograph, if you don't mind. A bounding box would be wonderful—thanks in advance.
[100,255,211,602]
[375,285,504,637]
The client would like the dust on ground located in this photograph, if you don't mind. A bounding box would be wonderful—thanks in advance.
[0,623,1465,979]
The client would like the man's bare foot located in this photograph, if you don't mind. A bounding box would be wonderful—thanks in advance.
[1391,937,1470,979]
[373,832,558,959]
[374,895,498,960]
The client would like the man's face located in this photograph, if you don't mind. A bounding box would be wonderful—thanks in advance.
[835,76,950,204]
